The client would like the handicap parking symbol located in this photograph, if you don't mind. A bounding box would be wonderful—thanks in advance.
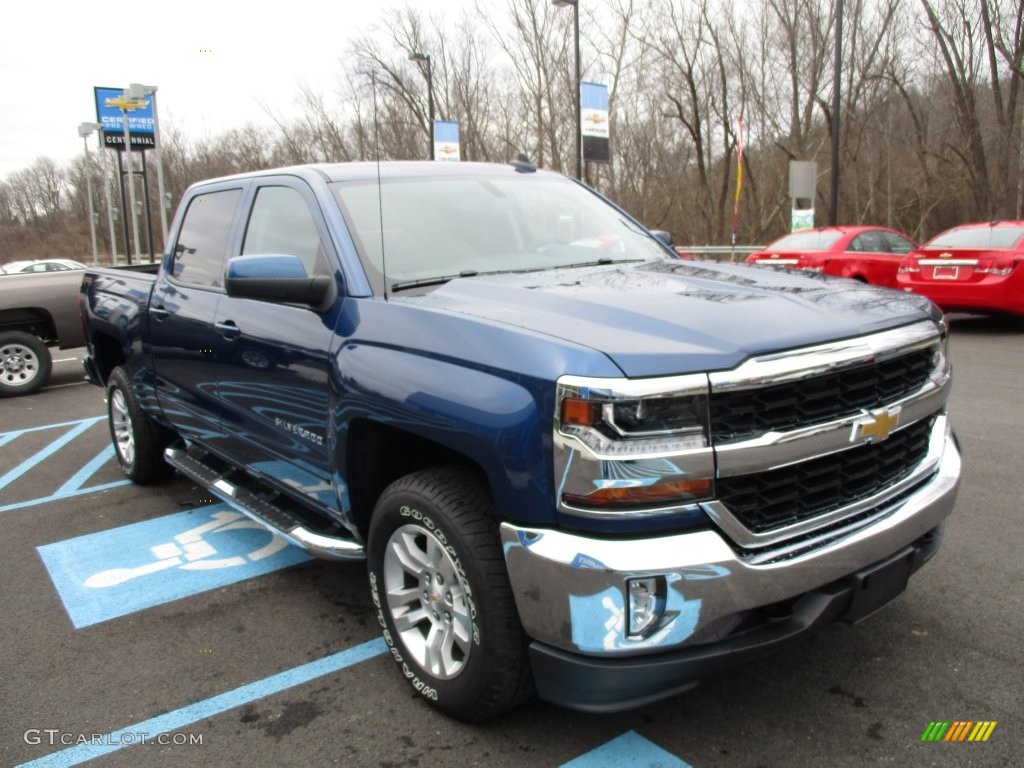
[38,504,313,628]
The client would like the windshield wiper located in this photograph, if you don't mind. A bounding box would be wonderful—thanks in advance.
[539,258,648,271]
[391,270,479,292]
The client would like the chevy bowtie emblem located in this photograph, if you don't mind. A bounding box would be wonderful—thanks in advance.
[939,252,952,259]
[851,407,901,443]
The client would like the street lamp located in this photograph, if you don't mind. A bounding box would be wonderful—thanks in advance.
[408,52,435,160]
[129,83,169,245]
[77,122,102,265]
[553,0,582,180]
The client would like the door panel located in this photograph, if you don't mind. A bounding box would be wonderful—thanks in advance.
[213,181,340,505]
[150,186,244,443]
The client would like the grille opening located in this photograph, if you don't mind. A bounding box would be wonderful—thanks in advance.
[710,346,936,442]
[716,417,934,534]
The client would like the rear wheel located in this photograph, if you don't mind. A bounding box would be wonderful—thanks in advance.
[367,467,533,721]
[107,366,174,484]
[0,331,51,397]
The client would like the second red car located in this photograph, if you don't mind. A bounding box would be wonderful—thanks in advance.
[897,221,1024,318]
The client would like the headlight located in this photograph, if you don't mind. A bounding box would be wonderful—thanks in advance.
[554,374,714,516]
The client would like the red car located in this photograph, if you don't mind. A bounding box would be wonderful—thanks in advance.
[745,226,918,288]
[897,221,1024,317]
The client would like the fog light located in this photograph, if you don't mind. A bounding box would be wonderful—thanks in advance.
[627,576,665,638]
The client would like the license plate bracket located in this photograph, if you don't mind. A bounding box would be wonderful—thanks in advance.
[932,265,959,280]
[843,547,914,623]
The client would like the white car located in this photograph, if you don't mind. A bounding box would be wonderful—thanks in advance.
[1,258,88,274]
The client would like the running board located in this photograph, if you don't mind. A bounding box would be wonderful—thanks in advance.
[164,446,365,561]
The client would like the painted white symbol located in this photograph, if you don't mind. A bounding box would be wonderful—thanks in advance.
[84,510,288,588]
[601,595,625,650]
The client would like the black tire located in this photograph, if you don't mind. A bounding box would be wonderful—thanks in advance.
[107,366,175,484]
[0,331,52,397]
[367,467,534,721]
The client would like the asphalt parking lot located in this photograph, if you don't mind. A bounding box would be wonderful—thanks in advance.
[2,316,1021,768]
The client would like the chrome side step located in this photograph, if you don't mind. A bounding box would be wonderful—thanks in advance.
[164,446,365,561]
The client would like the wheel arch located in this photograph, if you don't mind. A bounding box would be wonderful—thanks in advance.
[345,418,493,539]
[0,308,57,344]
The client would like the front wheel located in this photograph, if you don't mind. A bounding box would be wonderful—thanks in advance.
[107,366,174,484]
[367,467,533,721]
[0,331,52,397]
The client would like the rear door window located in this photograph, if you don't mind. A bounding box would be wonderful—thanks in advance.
[881,232,915,254]
[849,231,886,253]
[170,189,243,289]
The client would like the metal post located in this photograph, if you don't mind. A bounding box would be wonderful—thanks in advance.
[103,150,118,262]
[427,59,435,161]
[122,103,142,263]
[116,150,131,265]
[130,84,169,244]
[554,0,582,180]
[409,53,435,160]
[78,123,101,265]
[141,151,155,261]
[829,0,844,226]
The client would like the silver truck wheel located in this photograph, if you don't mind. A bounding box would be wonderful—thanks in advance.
[109,387,136,467]
[0,331,52,397]
[382,523,474,680]
[367,467,534,721]
[106,366,174,485]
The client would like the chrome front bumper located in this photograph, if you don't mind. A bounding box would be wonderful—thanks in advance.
[501,429,960,658]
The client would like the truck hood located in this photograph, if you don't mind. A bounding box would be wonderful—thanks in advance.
[402,260,940,377]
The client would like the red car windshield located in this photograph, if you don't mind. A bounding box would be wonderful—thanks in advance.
[765,231,844,252]
[927,226,1024,249]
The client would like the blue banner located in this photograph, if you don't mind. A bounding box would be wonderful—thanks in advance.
[433,120,460,162]
[581,82,610,163]
[94,86,156,151]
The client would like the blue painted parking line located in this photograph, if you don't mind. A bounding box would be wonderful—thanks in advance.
[0,417,104,489]
[0,445,130,514]
[561,731,693,768]
[37,504,313,628]
[0,417,131,514]
[15,637,388,768]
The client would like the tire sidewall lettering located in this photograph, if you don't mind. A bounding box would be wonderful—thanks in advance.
[370,502,483,704]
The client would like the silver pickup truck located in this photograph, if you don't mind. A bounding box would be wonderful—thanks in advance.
[0,269,87,396]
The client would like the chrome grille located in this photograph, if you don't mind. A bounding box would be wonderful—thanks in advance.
[709,346,936,442]
[716,417,934,533]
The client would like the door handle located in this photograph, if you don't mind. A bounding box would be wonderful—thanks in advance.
[215,321,241,340]
[150,305,169,320]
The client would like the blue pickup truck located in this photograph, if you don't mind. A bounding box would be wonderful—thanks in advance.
[80,161,961,719]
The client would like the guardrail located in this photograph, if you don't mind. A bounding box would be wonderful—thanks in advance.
[676,245,764,262]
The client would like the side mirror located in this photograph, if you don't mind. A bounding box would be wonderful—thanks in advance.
[225,254,334,308]
[650,230,674,247]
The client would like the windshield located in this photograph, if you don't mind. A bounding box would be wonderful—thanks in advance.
[330,173,666,291]
[764,231,843,252]
[926,226,1024,250]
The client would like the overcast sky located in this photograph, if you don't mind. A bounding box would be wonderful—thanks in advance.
[0,0,481,181]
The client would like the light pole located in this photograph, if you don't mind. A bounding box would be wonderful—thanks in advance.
[77,122,102,265]
[121,95,142,263]
[409,53,435,160]
[829,0,844,225]
[554,0,582,180]
[129,83,169,245]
